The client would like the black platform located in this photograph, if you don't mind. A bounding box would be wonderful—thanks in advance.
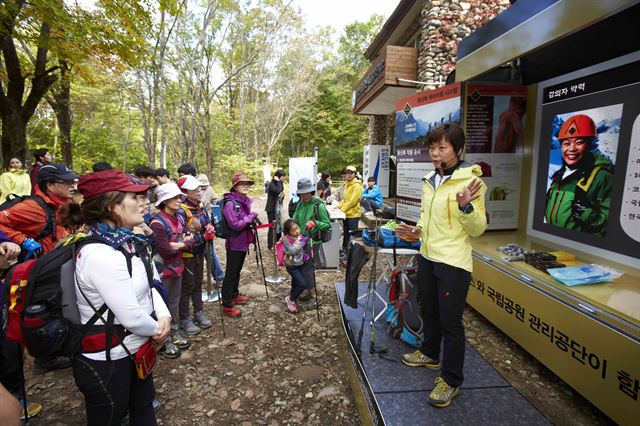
[335,282,551,426]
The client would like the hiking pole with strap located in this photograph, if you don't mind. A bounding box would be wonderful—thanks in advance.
[206,240,225,338]
[309,242,320,321]
[252,222,269,298]
[17,343,28,425]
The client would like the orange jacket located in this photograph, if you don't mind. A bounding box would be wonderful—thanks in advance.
[0,186,69,253]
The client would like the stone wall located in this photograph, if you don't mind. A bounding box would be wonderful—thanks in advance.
[367,115,388,145]
[418,0,511,89]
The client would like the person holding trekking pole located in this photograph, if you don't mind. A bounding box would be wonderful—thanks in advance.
[396,123,487,408]
[220,172,259,318]
[74,170,172,425]
[291,178,330,309]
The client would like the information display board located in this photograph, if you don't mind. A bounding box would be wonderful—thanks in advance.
[465,84,527,229]
[394,83,462,223]
[362,145,390,197]
[529,52,640,267]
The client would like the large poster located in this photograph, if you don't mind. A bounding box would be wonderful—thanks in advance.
[395,83,462,223]
[362,145,390,197]
[530,54,640,264]
[465,84,527,229]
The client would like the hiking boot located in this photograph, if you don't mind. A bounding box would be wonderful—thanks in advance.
[171,332,191,349]
[298,289,311,302]
[285,296,297,313]
[152,399,161,413]
[429,376,459,407]
[193,311,212,329]
[304,296,322,310]
[223,305,242,317]
[401,350,441,369]
[180,318,201,336]
[231,294,249,305]
[20,400,43,420]
[159,341,181,359]
[33,356,72,375]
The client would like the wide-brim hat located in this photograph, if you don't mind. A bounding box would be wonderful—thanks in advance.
[196,174,210,186]
[296,177,315,195]
[155,182,185,207]
[231,172,254,188]
[77,170,148,200]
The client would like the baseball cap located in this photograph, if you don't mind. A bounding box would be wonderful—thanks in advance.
[37,163,78,187]
[77,170,148,199]
[177,175,201,191]
[345,165,357,173]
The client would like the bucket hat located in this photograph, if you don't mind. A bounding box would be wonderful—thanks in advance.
[155,182,184,207]
[231,172,254,189]
[296,178,315,195]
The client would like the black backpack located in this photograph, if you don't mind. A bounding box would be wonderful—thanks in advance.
[311,200,332,243]
[0,194,57,241]
[6,235,150,357]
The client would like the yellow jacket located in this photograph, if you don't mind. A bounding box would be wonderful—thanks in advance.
[418,163,487,272]
[338,178,363,218]
[0,169,31,202]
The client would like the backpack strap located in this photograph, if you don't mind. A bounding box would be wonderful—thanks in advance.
[30,195,57,241]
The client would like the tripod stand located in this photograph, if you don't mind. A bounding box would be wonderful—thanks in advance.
[357,218,387,322]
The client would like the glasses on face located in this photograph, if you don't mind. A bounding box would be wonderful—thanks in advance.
[54,180,76,186]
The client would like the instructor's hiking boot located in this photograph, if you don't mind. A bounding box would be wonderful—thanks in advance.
[231,294,249,305]
[304,296,322,310]
[33,356,71,375]
[159,342,181,359]
[402,350,441,369]
[429,376,459,407]
[180,318,201,336]
[285,296,297,313]
[19,400,43,420]
[193,311,212,329]
[171,332,191,349]
[223,305,242,317]
[298,289,311,302]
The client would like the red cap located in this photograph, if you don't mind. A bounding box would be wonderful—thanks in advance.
[78,170,149,199]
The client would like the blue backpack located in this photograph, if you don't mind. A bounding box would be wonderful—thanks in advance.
[211,198,241,239]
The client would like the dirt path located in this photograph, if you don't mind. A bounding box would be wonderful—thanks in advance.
[24,196,611,425]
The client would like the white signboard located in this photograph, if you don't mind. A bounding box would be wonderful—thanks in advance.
[288,157,316,198]
[362,145,391,197]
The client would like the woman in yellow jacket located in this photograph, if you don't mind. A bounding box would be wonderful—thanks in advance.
[337,165,362,257]
[397,123,487,408]
[0,158,31,202]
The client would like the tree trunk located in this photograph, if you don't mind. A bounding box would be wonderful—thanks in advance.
[1,111,28,166]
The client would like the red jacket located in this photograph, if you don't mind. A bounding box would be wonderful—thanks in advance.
[0,186,69,253]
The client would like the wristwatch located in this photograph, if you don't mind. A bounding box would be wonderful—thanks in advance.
[460,204,474,214]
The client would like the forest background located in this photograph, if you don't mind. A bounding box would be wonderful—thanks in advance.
[0,0,383,193]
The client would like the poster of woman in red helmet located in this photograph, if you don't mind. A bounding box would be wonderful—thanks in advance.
[544,105,620,236]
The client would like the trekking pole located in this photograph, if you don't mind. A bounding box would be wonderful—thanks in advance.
[206,241,225,338]
[252,223,269,298]
[17,343,28,425]
[309,242,320,321]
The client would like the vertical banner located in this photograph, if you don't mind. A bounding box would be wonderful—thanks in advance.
[465,84,527,229]
[395,82,462,223]
[288,157,316,199]
[363,145,391,197]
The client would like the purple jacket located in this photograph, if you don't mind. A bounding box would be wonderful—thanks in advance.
[223,191,257,252]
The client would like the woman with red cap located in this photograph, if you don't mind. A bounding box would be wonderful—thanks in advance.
[220,172,259,317]
[74,169,172,425]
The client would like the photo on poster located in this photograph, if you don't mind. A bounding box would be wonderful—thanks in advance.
[492,96,526,153]
[544,104,621,237]
[395,97,461,148]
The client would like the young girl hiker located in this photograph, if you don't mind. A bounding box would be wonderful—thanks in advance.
[220,172,259,317]
[281,219,310,313]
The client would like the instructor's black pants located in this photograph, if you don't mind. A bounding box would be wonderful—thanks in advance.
[417,256,471,388]
[222,250,247,306]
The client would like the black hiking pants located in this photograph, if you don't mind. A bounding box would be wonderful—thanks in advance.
[417,256,471,388]
[73,354,156,426]
[266,211,281,250]
[222,250,247,306]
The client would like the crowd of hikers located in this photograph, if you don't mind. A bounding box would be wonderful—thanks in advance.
[0,149,349,425]
[0,127,473,424]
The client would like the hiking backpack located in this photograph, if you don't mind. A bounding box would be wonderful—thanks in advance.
[311,200,332,243]
[385,267,423,348]
[1,235,148,357]
[211,197,241,239]
[0,194,57,242]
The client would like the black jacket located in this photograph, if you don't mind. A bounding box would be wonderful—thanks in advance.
[265,179,284,213]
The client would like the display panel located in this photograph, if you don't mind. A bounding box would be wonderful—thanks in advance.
[529,52,640,266]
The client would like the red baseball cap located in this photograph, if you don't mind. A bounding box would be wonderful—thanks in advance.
[77,170,149,199]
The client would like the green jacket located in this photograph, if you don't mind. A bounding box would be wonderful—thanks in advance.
[292,197,331,246]
[545,153,613,237]
[418,162,487,272]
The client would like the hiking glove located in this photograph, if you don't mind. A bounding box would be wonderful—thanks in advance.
[571,201,588,220]
[21,238,43,259]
